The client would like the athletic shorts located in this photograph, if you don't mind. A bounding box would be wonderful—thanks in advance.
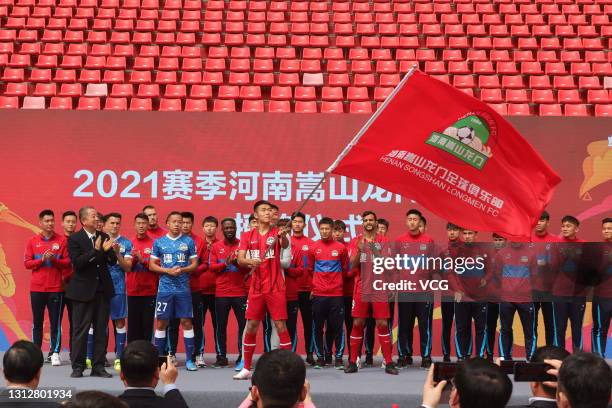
[155,292,193,320]
[351,298,391,319]
[110,293,128,320]
[246,291,287,321]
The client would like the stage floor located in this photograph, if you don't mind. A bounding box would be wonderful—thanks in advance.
[8,353,533,408]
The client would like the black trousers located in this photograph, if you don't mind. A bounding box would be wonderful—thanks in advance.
[534,301,555,346]
[454,302,487,359]
[441,300,454,357]
[486,302,499,357]
[499,302,537,360]
[31,292,63,354]
[591,299,612,357]
[327,296,353,358]
[60,295,73,353]
[168,292,216,358]
[552,298,586,351]
[71,294,110,371]
[286,300,299,352]
[397,301,433,358]
[298,291,314,354]
[312,296,344,360]
[127,295,156,343]
[215,296,246,358]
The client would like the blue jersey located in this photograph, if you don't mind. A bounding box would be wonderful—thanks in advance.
[108,236,132,295]
[151,234,197,294]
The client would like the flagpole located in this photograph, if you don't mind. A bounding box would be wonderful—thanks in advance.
[326,65,418,173]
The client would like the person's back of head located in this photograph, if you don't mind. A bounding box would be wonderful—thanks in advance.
[2,340,44,387]
[62,391,128,408]
[119,340,158,388]
[251,350,306,408]
[558,352,611,408]
[452,357,512,408]
[530,346,570,399]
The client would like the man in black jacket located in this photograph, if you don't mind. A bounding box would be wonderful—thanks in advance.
[66,206,117,378]
[118,340,189,408]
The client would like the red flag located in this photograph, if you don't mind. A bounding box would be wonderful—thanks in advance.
[328,71,561,240]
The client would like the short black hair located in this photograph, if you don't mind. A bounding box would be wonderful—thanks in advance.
[142,205,155,212]
[446,222,460,230]
[540,211,550,220]
[291,212,306,222]
[270,203,279,211]
[252,350,305,407]
[420,216,427,226]
[38,209,54,219]
[134,212,149,222]
[561,215,580,227]
[558,352,611,408]
[248,214,256,222]
[492,233,505,239]
[3,340,44,384]
[361,210,377,220]
[68,391,128,408]
[406,209,422,218]
[602,217,612,225]
[333,220,346,230]
[253,200,272,212]
[62,210,77,220]
[181,212,194,222]
[530,346,570,397]
[378,219,389,228]
[202,216,219,226]
[221,218,236,226]
[102,212,122,223]
[318,217,334,227]
[165,211,182,222]
[120,340,158,387]
[453,358,512,408]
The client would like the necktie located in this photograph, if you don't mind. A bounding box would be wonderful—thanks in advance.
[91,235,96,249]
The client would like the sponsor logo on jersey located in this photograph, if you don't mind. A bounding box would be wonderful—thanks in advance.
[520,256,529,263]
[52,243,60,250]
[179,243,188,251]
[332,250,338,257]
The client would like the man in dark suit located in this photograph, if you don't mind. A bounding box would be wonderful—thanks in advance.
[66,206,117,378]
[507,346,570,408]
[0,340,60,407]
[118,340,189,408]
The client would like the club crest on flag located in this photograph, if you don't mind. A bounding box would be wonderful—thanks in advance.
[426,113,497,170]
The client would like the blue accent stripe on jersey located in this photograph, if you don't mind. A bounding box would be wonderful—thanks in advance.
[502,265,531,278]
[314,260,342,273]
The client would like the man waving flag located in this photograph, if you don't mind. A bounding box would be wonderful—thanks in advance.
[327,71,561,241]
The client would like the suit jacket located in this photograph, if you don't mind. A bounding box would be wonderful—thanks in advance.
[0,388,60,407]
[507,399,557,408]
[118,388,189,408]
[66,229,116,302]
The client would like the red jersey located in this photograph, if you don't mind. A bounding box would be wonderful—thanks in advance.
[239,227,285,294]
[285,239,306,301]
[292,235,314,292]
[395,232,436,293]
[24,232,70,292]
[447,242,494,301]
[494,244,537,302]
[198,236,218,294]
[339,241,354,297]
[186,233,205,292]
[209,238,248,297]
[147,225,167,240]
[127,234,158,296]
[309,239,349,297]
[61,233,74,286]
[530,231,561,292]
[349,233,390,301]
[553,235,587,297]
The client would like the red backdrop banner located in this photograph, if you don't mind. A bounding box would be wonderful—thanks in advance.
[0,112,609,356]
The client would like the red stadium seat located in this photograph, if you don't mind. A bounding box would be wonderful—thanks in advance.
[159,98,182,111]
[49,96,73,109]
[295,101,317,113]
[104,97,128,111]
[349,101,373,114]
[594,105,612,117]
[110,84,133,98]
[242,100,264,112]
[77,96,100,110]
[321,101,344,113]
[268,100,290,112]
[190,85,212,99]
[564,104,588,116]
[129,98,153,111]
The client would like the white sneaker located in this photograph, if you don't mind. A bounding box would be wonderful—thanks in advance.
[356,356,362,369]
[233,368,252,380]
[195,354,206,368]
[51,353,61,366]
